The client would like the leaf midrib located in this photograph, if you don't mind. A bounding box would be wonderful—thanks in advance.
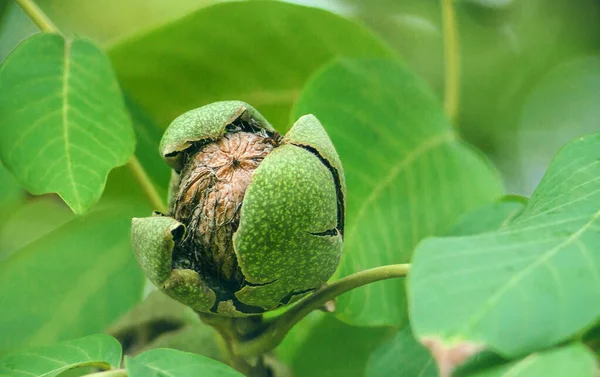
[461,209,600,336]
[345,131,455,243]
[61,39,81,212]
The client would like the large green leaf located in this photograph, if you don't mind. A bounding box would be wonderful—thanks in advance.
[409,132,600,370]
[0,162,23,233]
[0,162,23,209]
[468,343,598,377]
[275,311,324,365]
[0,1,7,20]
[278,313,390,377]
[0,198,73,260]
[39,0,216,45]
[108,1,394,130]
[0,206,144,351]
[125,349,243,377]
[449,196,526,236]
[366,326,436,377]
[0,334,121,377]
[365,197,526,377]
[293,58,503,326]
[0,33,135,214]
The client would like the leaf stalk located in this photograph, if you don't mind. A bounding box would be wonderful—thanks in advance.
[127,157,168,213]
[15,0,59,33]
[233,264,410,357]
[441,0,460,122]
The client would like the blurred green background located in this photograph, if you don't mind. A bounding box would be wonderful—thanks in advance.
[0,0,599,376]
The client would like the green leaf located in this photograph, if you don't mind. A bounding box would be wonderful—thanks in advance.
[276,311,325,365]
[468,343,598,377]
[99,163,156,208]
[0,33,135,214]
[126,349,243,377]
[293,58,503,326]
[0,198,73,260]
[0,161,24,234]
[278,313,391,377]
[108,291,222,361]
[0,1,8,20]
[517,56,600,194]
[409,132,600,368]
[0,334,121,377]
[0,206,144,351]
[108,1,394,130]
[140,324,222,362]
[583,325,600,357]
[366,327,437,377]
[39,0,217,45]
[0,162,23,209]
[449,196,527,236]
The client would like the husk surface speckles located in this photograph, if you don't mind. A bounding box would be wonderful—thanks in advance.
[233,145,343,309]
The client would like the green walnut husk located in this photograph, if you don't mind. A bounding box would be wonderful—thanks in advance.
[132,101,345,316]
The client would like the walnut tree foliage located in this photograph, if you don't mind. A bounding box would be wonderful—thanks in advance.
[0,1,598,377]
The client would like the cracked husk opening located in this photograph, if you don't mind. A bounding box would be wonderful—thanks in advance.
[171,130,277,296]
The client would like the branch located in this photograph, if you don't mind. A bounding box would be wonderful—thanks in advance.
[441,0,460,123]
[15,0,59,33]
[127,157,169,213]
[234,264,410,357]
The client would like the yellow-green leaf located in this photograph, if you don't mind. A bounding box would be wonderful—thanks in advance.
[293,58,503,326]
[409,132,600,367]
[108,1,394,130]
[126,349,243,377]
[0,33,135,214]
[0,206,144,351]
[469,344,598,377]
[0,334,121,377]
[366,327,436,377]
